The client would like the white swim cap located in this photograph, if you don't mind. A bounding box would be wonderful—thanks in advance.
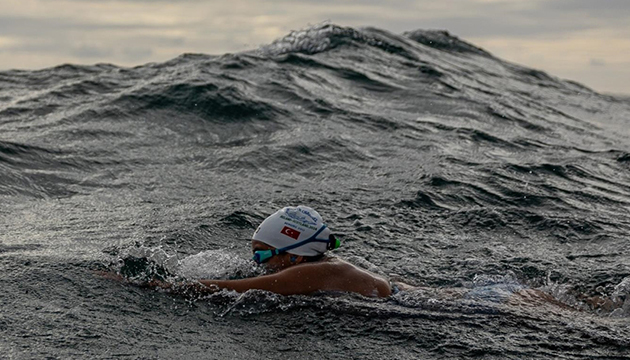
[252,205,332,256]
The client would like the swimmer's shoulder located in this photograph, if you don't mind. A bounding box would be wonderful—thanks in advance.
[277,256,351,277]
[280,256,391,297]
[286,256,365,276]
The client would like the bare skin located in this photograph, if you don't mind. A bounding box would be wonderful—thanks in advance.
[145,240,392,298]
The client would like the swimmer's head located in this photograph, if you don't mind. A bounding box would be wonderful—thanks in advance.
[252,205,338,258]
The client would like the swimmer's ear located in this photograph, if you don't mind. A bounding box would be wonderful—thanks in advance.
[290,255,305,264]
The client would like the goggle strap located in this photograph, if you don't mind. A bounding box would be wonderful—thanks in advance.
[253,225,340,263]
[274,224,328,254]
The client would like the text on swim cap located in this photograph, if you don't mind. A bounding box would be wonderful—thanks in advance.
[279,215,317,231]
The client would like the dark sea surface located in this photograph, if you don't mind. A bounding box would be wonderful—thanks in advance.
[2,24,630,359]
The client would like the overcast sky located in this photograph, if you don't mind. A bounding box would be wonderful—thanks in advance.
[0,0,628,94]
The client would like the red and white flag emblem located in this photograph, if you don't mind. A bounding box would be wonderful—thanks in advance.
[280,226,301,240]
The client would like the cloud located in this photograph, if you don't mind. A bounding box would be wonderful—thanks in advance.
[0,15,170,38]
[71,45,113,58]
[377,15,595,38]
[540,0,630,17]
[0,36,18,48]
[0,0,629,93]
[590,59,606,67]
[122,47,153,61]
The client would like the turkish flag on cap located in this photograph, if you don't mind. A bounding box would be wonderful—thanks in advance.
[280,226,301,240]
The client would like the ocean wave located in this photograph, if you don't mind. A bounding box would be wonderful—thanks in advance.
[2,22,630,359]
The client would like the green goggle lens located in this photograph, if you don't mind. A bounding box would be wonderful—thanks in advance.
[327,235,340,250]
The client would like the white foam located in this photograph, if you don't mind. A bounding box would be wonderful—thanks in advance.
[123,245,180,274]
[612,276,630,298]
[176,249,262,280]
[609,276,630,317]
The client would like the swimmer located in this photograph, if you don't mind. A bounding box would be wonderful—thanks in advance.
[147,206,396,298]
[109,205,626,312]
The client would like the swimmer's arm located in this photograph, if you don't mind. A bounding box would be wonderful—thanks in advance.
[197,271,320,296]
[146,279,221,296]
[141,273,314,296]
[199,262,392,297]
[95,271,220,296]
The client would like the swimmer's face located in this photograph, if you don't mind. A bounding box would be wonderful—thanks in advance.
[251,240,299,272]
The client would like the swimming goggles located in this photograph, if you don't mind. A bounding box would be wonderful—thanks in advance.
[252,224,340,264]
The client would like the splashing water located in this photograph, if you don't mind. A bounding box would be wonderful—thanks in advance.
[177,249,263,279]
